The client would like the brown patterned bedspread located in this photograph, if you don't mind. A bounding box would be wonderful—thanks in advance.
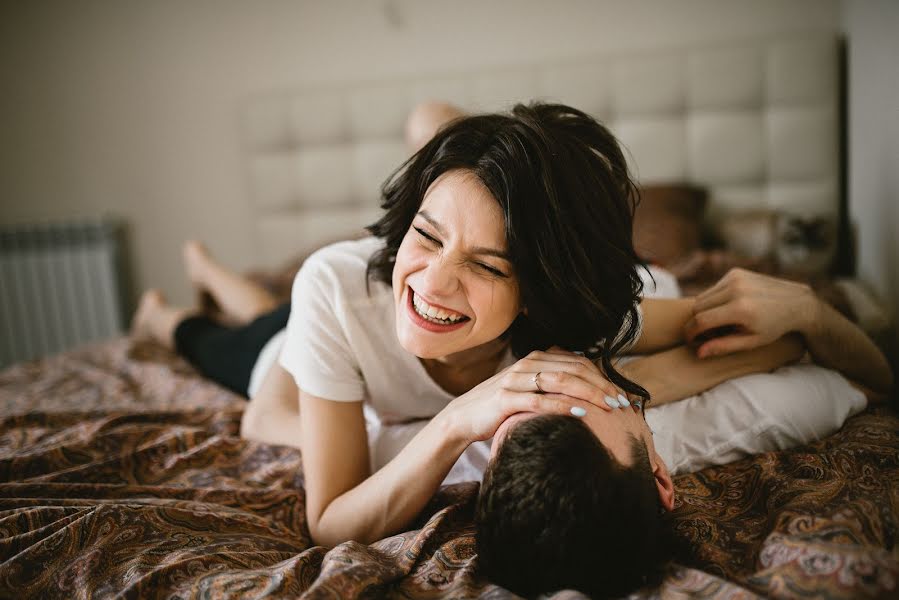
[1,338,896,599]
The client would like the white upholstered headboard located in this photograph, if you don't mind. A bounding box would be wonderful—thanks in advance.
[243,34,840,268]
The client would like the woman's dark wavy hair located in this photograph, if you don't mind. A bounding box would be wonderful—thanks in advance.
[366,102,647,399]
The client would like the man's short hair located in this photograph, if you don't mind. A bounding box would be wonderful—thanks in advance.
[475,414,675,598]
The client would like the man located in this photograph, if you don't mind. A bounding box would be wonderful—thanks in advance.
[473,267,891,598]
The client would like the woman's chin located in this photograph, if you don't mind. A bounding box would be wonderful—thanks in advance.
[395,325,444,359]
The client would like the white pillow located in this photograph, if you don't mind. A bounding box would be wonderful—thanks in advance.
[647,364,866,476]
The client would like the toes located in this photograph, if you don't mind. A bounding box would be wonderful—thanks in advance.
[183,240,209,260]
[131,290,165,337]
[182,241,210,283]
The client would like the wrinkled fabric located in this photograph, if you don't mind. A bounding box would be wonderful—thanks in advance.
[1,338,896,599]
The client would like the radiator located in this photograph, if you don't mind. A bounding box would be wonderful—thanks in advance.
[0,219,128,368]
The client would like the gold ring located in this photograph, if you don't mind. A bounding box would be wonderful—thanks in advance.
[533,372,544,393]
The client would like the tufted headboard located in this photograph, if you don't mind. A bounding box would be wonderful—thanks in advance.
[243,35,840,268]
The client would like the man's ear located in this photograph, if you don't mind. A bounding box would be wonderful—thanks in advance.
[652,453,675,511]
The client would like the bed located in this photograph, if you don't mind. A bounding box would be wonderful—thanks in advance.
[2,338,897,598]
[2,34,897,598]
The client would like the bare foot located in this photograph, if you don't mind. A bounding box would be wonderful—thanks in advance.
[405,101,466,152]
[131,289,166,340]
[130,289,195,350]
[183,240,213,288]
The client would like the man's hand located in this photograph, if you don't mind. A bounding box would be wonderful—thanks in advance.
[683,268,819,358]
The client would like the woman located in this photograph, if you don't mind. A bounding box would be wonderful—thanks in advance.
[133,102,892,553]
[267,102,652,547]
[132,103,653,548]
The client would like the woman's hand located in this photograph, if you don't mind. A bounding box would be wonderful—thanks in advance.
[442,347,627,443]
[684,268,818,358]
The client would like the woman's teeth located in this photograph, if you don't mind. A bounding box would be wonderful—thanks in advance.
[412,291,467,324]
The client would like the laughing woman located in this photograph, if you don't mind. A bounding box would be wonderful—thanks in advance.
[249,103,657,547]
[132,102,891,598]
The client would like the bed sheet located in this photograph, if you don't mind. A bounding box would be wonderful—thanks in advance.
[1,338,897,599]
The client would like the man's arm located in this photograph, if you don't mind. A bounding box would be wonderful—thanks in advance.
[618,333,805,406]
[799,301,893,395]
[683,269,893,394]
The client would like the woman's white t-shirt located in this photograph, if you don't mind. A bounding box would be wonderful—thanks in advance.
[247,236,650,483]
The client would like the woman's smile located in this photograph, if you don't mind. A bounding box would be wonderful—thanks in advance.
[406,285,470,332]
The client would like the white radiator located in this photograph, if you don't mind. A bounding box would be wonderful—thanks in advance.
[0,219,127,368]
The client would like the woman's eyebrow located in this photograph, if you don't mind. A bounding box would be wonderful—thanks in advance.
[416,210,512,262]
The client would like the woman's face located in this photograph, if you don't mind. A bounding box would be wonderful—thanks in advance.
[392,169,522,360]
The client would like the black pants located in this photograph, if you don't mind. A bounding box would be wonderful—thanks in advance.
[174,302,291,397]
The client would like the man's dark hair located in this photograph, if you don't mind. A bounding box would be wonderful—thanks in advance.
[475,415,674,598]
[366,102,647,400]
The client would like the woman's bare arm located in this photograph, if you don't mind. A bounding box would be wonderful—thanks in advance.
[300,345,617,546]
[242,363,468,546]
[629,298,694,354]
[635,270,892,395]
[301,392,467,546]
[248,351,625,547]
[618,333,805,406]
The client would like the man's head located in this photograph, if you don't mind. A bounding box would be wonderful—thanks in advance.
[475,406,676,598]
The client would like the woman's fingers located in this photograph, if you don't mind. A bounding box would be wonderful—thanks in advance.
[536,370,625,410]
[530,355,619,392]
[508,369,619,411]
[525,349,628,406]
[537,347,588,361]
[696,333,761,358]
[502,391,595,419]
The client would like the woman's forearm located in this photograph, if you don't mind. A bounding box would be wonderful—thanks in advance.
[619,333,804,406]
[311,413,468,546]
[800,298,893,393]
[631,297,695,353]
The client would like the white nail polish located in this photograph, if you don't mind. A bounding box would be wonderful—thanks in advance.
[604,396,620,409]
[570,406,587,417]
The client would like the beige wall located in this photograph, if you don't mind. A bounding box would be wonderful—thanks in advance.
[842,0,899,358]
[0,0,842,310]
